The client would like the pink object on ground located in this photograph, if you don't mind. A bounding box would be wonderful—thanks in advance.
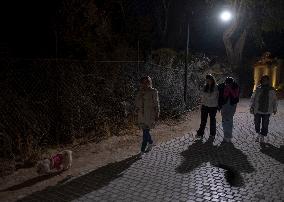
[50,154,64,170]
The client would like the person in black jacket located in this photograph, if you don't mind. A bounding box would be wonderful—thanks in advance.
[218,77,240,143]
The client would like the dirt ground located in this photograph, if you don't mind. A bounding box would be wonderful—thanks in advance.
[2,101,258,202]
[1,98,283,202]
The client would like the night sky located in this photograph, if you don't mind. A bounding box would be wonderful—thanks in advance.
[1,0,59,57]
[1,0,283,58]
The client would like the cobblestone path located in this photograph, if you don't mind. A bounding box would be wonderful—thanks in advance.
[19,100,284,202]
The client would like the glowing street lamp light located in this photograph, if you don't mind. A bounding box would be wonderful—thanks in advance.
[220,10,233,22]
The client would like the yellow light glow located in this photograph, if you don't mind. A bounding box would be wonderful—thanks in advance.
[272,66,277,88]
[253,64,279,91]
[253,66,259,91]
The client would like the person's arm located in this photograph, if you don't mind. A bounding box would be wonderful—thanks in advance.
[153,89,160,119]
[135,91,141,113]
[250,90,256,114]
[272,90,278,114]
[215,88,219,105]
[200,90,206,105]
[217,84,222,110]
[236,86,240,98]
[236,86,240,102]
[230,85,240,99]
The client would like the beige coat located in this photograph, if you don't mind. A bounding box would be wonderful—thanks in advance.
[250,86,278,114]
[135,88,160,129]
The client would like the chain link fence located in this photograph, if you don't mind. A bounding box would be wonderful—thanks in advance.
[0,54,213,175]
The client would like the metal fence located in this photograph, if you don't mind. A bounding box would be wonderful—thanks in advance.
[0,56,210,161]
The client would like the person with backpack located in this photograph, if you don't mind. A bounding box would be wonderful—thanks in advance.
[218,77,240,143]
[250,75,278,143]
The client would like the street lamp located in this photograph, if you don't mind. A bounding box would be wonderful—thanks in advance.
[184,23,189,105]
[183,10,233,106]
[220,10,233,22]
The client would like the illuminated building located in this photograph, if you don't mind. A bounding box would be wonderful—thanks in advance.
[253,52,283,91]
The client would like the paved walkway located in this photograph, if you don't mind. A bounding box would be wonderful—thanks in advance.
[19,100,284,202]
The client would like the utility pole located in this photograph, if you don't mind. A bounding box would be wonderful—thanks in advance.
[184,23,189,105]
[137,40,140,73]
[55,30,58,60]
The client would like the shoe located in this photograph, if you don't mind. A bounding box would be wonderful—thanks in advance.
[208,136,215,143]
[259,135,264,143]
[255,135,260,142]
[196,132,203,139]
[145,144,153,152]
[255,134,262,142]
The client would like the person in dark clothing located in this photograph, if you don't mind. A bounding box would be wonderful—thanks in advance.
[218,77,240,143]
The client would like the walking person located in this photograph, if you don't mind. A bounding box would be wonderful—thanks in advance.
[135,76,160,156]
[196,74,219,141]
[250,75,278,143]
[218,77,240,143]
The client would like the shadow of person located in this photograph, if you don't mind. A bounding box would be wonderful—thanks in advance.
[176,139,218,174]
[260,143,284,164]
[213,142,255,187]
[17,154,141,202]
[176,140,255,187]
[0,171,64,192]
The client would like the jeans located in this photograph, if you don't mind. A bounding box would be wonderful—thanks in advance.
[221,102,237,139]
[141,129,153,152]
[254,113,270,136]
[197,105,217,137]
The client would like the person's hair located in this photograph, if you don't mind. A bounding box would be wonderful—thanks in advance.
[260,75,269,84]
[204,74,216,93]
[225,77,234,85]
[140,76,152,87]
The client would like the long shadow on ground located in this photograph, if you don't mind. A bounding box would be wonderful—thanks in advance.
[1,171,64,192]
[260,143,284,164]
[176,139,255,187]
[16,154,140,202]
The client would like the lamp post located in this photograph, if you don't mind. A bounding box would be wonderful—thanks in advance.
[184,23,189,105]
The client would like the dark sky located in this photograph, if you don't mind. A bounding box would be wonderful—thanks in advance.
[0,0,283,58]
[1,0,59,57]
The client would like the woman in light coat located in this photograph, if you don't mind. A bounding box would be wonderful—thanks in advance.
[135,76,160,154]
[250,75,278,143]
[196,74,219,141]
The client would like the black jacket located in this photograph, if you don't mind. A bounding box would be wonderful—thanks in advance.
[218,82,240,108]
